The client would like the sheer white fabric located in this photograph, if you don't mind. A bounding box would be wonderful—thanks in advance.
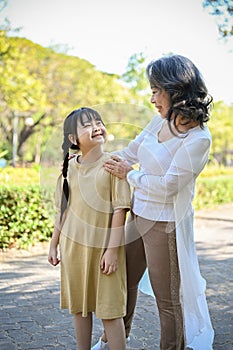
[116,115,214,349]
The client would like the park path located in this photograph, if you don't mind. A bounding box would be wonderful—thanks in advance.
[0,203,232,350]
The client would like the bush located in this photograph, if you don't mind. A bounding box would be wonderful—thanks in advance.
[0,166,232,250]
[194,175,233,210]
[0,185,54,250]
[199,165,233,178]
[0,166,40,186]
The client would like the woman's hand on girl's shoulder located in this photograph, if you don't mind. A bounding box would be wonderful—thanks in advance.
[104,155,132,179]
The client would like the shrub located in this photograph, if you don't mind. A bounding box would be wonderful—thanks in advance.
[199,165,233,178]
[0,185,54,250]
[0,166,40,186]
[193,175,233,210]
[0,166,232,250]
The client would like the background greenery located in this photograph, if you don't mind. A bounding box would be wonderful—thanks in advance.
[0,14,233,250]
[0,165,233,250]
[1,30,233,166]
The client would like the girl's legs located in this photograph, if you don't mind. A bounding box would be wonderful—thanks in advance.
[137,218,185,350]
[97,212,147,343]
[73,312,92,350]
[102,318,126,350]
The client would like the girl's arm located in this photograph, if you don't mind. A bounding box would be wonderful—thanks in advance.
[100,208,127,275]
[48,212,63,266]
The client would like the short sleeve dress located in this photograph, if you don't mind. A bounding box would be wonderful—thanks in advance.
[55,153,131,319]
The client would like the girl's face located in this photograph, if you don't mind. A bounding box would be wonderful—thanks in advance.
[76,115,107,151]
[150,86,171,118]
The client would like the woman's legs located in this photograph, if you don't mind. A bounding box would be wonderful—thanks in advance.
[73,312,92,350]
[102,318,126,350]
[137,218,185,350]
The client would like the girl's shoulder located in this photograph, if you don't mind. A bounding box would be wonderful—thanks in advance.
[69,155,79,167]
[66,155,79,176]
[102,152,112,163]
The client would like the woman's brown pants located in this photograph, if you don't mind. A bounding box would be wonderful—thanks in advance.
[124,213,185,350]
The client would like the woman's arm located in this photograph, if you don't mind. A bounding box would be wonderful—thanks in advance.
[127,137,211,202]
[112,115,162,165]
[100,209,127,275]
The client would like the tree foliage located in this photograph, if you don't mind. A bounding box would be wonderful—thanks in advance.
[121,52,151,109]
[203,0,233,38]
[0,26,232,167]
[0,30,146,163]
[208,101,233,165]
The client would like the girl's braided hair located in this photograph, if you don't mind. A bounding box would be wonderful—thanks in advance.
[60,107,103,222]
[146,54,213,132]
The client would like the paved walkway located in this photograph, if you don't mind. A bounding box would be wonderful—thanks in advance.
[0,203,232,350]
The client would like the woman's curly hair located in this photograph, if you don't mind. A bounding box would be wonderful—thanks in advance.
[146,54,213,131]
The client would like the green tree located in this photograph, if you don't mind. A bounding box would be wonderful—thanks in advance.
[0,31,140,163]
[121,52,152,109]
[203,0,233,38]
[208,101,233,165]
[0,0,7,13]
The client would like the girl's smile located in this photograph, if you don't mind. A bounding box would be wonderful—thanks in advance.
[77,119,107,145]
[67,114,107,161]
[75,118,107,159]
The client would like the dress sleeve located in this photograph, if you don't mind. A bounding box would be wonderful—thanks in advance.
[127,136,211,203]
[113,115,162,165]
[111,175,131,211]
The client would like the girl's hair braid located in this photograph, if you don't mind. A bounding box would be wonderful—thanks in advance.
[60,110,79,223]
[60,153,69,223]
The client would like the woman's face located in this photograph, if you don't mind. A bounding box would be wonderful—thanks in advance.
[150,86,171,118]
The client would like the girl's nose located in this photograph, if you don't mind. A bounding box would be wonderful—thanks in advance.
[93,123,100,131]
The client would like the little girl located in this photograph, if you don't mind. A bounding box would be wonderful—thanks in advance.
[48,107,131,350]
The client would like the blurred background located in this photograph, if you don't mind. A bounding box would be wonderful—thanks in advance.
[0,0,232,250]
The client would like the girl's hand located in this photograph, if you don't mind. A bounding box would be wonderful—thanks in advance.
[104,155,133,179]
[48,245,60,266]
[100,248,118,275]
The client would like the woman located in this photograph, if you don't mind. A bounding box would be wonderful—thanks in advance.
[93,55,214,349]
